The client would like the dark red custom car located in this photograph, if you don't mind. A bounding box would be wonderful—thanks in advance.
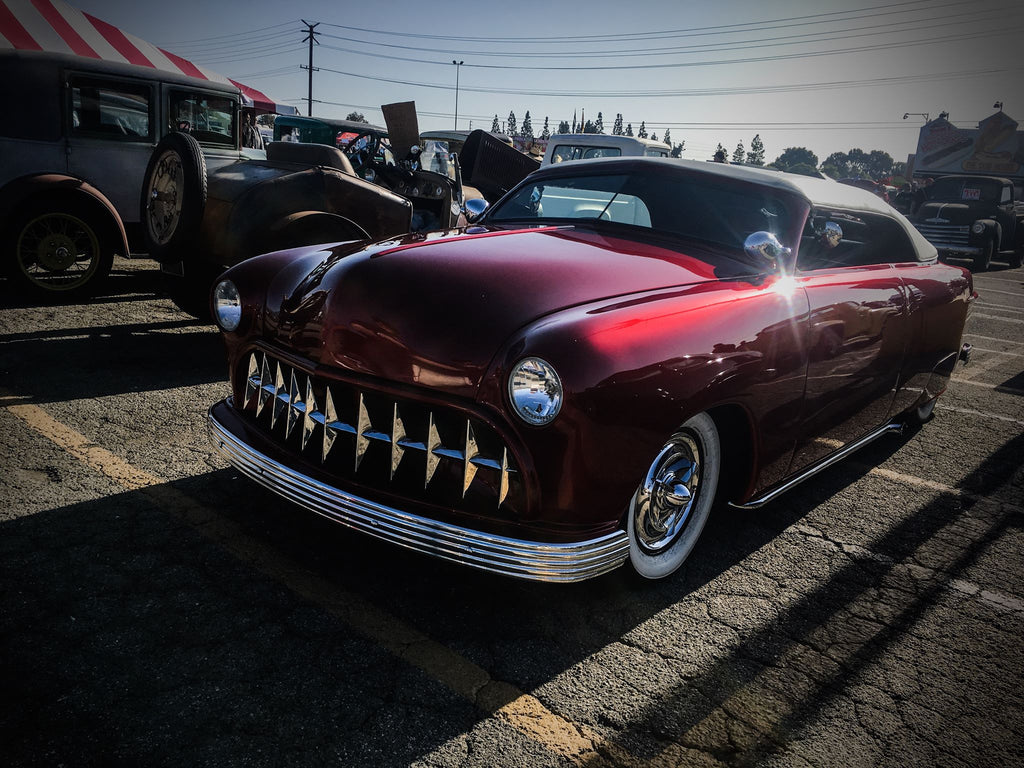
[207,158,974,582]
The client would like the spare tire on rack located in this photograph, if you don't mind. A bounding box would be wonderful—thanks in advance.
[140,131,207,263]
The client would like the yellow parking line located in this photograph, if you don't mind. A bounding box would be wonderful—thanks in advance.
[5,400,626,767]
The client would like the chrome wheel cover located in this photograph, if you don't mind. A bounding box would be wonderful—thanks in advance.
[632,433,702,553]
[16,212,100,291]
[145,149,184,246]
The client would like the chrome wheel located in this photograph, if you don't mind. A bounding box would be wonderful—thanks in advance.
[633,435,702,553]
[628,412,721,580]
[144,149,185,246]
[16,212,102,292]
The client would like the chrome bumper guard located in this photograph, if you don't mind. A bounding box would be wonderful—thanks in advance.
[209,402,630,582]
[934,243,982,257]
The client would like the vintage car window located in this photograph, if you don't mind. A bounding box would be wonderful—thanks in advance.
[798,209,917,270]
[168,90,236,146]
[550,145,623,163]
[644,148,669,157]
[1000,185,1012,204]
[489,171,794,252]
[70,78,151,141]
[927,176,1001,202]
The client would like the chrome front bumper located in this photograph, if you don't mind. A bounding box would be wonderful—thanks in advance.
[933,243,982,257]
[208,402,630,582]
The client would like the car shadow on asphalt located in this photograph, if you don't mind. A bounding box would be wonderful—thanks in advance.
[2,430,1020,765]
[0,317,225,403]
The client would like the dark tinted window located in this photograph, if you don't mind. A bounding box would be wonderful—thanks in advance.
[489,170,794,252]
[0,59,62,141]
[798,209,917,270]
[71,77,152,141]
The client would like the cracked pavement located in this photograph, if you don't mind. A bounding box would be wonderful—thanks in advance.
[1,258,1022,767]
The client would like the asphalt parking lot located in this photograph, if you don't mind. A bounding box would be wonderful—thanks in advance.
[1,257,1022,768]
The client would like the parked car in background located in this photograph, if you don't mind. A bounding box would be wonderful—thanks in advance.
[542,134,671,165]
[206,158,973,582]
[141,105,467,282]
[908,175,1024,270]
[0,49,262,296]
[837,177,890,202]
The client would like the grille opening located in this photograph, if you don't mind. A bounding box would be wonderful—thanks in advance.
[239,349,524,518]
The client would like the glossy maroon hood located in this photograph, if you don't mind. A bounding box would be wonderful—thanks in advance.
[269,226,722,397]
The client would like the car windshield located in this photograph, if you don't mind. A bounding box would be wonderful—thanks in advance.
[927,177,1001,202]
[487,170,794,252]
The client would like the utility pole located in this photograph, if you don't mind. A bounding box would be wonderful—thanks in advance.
[452,60,464,130]
[300,20,320,117]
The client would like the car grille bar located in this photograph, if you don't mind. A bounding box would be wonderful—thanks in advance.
[209,402,631,582]
[914,223,969,246]
[242,349,516,508]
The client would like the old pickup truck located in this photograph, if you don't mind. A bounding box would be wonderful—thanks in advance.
[908,175,1024,270]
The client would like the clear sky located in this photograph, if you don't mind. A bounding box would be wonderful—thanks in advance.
[69,0,1023,166]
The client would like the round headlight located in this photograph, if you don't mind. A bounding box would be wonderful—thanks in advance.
[508,357,563,426]
[971,222,986,234]
[213,279,241,332]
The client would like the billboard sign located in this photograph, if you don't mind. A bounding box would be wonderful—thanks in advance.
[914,111,1023,179]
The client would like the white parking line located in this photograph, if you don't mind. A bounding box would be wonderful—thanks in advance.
[972,274,1024,286]
[792,523,1023,613]
[976,301,1024,313]
[958,351,1017,380]
[952,378,1024,396]
[971,313,1024,324]
[964,333,1024,346]
[967,347,1023,357]
[936,404,1024,426]
[974,287,1024,298]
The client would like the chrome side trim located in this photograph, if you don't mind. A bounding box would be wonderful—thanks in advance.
[729,421,904,510]
[209,402,630,582]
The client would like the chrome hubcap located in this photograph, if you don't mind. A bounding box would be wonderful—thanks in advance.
[633,434,702,553]
[146,150,184,244]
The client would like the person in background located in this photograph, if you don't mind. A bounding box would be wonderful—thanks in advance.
[242,111,263,149]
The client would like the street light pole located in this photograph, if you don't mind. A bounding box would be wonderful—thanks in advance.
[452,60,464,130]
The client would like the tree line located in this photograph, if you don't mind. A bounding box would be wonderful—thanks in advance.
[347,109,903,183]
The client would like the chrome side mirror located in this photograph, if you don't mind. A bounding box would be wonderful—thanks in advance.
[743,231,790,271]
[464,197,489,221]
[818,221,843,249]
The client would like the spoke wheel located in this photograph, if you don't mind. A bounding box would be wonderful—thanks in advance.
[144,149,185,247]
[628,412,720,580]
[15,211,103,293]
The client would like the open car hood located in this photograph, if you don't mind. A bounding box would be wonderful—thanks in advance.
[266,226,723,398]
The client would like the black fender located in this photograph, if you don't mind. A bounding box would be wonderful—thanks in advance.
[266,211,370,253]
[0,173,129,262]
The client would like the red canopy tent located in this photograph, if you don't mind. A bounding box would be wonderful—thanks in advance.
[0,0,298,114]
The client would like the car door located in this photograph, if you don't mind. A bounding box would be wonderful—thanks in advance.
[789,210,914,472]
[65,71,157,229]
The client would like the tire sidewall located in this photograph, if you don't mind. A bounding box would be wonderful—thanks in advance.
[141,131,207,263]
[627,412,721,580]
[9,199,114,297]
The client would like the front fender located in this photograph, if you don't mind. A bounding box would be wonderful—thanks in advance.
[0,173,128,257]
[476,276,810,524]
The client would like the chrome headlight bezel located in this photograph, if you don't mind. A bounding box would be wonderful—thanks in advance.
[508,357,563,426]
[213,279,242,332]
[971,221,986,234]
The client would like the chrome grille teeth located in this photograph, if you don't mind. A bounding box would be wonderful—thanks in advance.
[301,379,318,452]
[463,422,479,497]
[243,351,517,507]
[286,370,304,439]
[256,354,274,418]
[270,362,287,430]
[245,353,260,409]
[391,404,406,480]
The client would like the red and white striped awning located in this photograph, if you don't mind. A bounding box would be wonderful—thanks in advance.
[0,0,298,114]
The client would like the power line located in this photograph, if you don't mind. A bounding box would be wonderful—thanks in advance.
[315,3,1013,61]
[317,0,946,43]
[313,63,1023,99]
[154,20,298,47]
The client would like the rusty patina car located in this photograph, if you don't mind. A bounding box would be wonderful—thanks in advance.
[206,158,974,582]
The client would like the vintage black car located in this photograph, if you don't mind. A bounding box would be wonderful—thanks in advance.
[909,175,1024,270]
